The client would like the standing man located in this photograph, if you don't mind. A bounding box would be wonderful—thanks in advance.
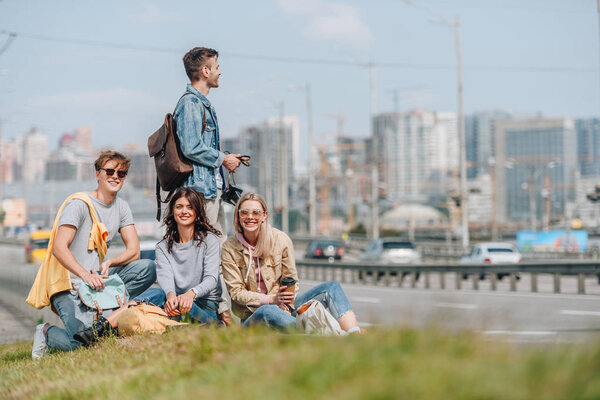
[30,151,156,358]
[175,47,241,235]
[175,47,242,325]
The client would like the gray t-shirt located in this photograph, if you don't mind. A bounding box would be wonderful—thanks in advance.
[155,232,222,302]
[58,192,134,288]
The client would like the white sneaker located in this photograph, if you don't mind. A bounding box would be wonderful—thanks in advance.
[31,324,48,360]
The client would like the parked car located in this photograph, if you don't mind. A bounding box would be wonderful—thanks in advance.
[359,238,421,281]
[460,242,522,279]
[26,230,51,264]
[305,239,344,262]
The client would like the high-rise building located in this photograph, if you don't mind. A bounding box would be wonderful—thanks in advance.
[22,128,48,183]
[494,118,577,226]
[575,118,600,177]
[233,117,297,211]
[74,126,93,154]
[45,146,95,181]
[373,110,458,204]
[0,139,17,183]
[465,111,514,178]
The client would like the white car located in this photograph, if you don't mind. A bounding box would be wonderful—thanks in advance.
[460,242,522,279]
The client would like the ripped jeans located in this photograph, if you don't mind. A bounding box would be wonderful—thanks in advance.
[242,281,352,331]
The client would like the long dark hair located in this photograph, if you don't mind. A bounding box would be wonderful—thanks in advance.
[163,187,221,252]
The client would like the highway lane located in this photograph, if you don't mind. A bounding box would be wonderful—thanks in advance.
[300,279,600,343]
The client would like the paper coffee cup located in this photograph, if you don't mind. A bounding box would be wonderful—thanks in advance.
[280,276,296,303]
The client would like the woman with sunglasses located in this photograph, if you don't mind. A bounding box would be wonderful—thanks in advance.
[221,192,361,333]
[134,187,223,323]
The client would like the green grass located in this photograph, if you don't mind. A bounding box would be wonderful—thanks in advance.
[1,326,599,400]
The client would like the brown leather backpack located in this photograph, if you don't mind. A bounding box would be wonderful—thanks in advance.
[148,93,206,220]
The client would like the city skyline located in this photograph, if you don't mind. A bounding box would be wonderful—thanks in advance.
[1,0,599,168]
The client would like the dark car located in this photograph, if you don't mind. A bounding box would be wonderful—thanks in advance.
[305,239,344,262]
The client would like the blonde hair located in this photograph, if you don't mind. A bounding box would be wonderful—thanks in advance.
[233,193,273,258]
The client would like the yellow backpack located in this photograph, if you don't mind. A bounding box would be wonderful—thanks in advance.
[117,303,186,336]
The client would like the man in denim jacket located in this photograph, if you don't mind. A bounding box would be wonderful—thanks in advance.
[174,47,241,325]
[174,47,241,236]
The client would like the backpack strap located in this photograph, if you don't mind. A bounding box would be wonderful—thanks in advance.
[155,181,177,221]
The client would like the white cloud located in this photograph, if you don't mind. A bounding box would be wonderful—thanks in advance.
[128,4,182,25]
[277,0,373,48]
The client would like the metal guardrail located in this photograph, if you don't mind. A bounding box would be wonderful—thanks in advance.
[296,260,600,295]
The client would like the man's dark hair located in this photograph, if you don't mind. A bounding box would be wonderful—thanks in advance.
[183,47,219,82]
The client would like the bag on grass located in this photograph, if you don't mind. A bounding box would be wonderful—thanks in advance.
[78,275,128,317]
[295,300,346,336]
[117,303,187,336]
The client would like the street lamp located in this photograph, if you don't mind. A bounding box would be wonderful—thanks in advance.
[403,0,469,250]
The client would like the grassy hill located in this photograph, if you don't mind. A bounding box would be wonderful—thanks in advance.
[1,326,599,399]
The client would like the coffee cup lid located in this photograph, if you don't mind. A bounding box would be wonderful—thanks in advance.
[281,276,296,285]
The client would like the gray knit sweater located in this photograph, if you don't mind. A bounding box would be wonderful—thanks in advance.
[155,232,222,302]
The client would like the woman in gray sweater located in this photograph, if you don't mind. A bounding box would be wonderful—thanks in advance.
[134,187,222,323]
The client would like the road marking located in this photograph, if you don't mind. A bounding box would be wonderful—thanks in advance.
[482,330,557,336]
[434,302,478,310]
[560,310,600,316]
[358,321,374,327]
[351,296,381,304]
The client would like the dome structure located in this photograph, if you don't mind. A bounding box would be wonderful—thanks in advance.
[380,203,447,229]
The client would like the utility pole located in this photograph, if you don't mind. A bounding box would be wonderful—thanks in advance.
[455,17,470,251]
[489,157,498,240]
[0,118,3,207]
[369,62,380,240]
[279,101,289,233]
[0,118,3,236]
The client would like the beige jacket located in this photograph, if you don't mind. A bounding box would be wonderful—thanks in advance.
[221,228,299,320]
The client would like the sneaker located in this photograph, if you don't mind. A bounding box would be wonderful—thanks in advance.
[32,324,48,359]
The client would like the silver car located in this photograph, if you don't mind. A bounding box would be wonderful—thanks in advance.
[361,238,422,264]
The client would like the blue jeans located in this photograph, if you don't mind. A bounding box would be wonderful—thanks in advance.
[134,288,219,324]
[242,281,353,331]
[46,259,156,352]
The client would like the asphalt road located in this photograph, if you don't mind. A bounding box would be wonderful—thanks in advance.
[300,279,600,344]
[0,299,35,345]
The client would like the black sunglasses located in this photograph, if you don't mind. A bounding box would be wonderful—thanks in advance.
[98,168,128,178]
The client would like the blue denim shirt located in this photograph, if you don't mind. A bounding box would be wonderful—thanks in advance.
[174,84,225,199]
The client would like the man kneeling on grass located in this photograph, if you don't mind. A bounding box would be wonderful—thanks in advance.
[27,150,156,359]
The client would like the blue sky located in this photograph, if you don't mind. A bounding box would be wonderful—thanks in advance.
[0,0,598,160]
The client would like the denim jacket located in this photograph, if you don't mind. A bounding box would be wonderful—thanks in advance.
[174,84,225,199]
